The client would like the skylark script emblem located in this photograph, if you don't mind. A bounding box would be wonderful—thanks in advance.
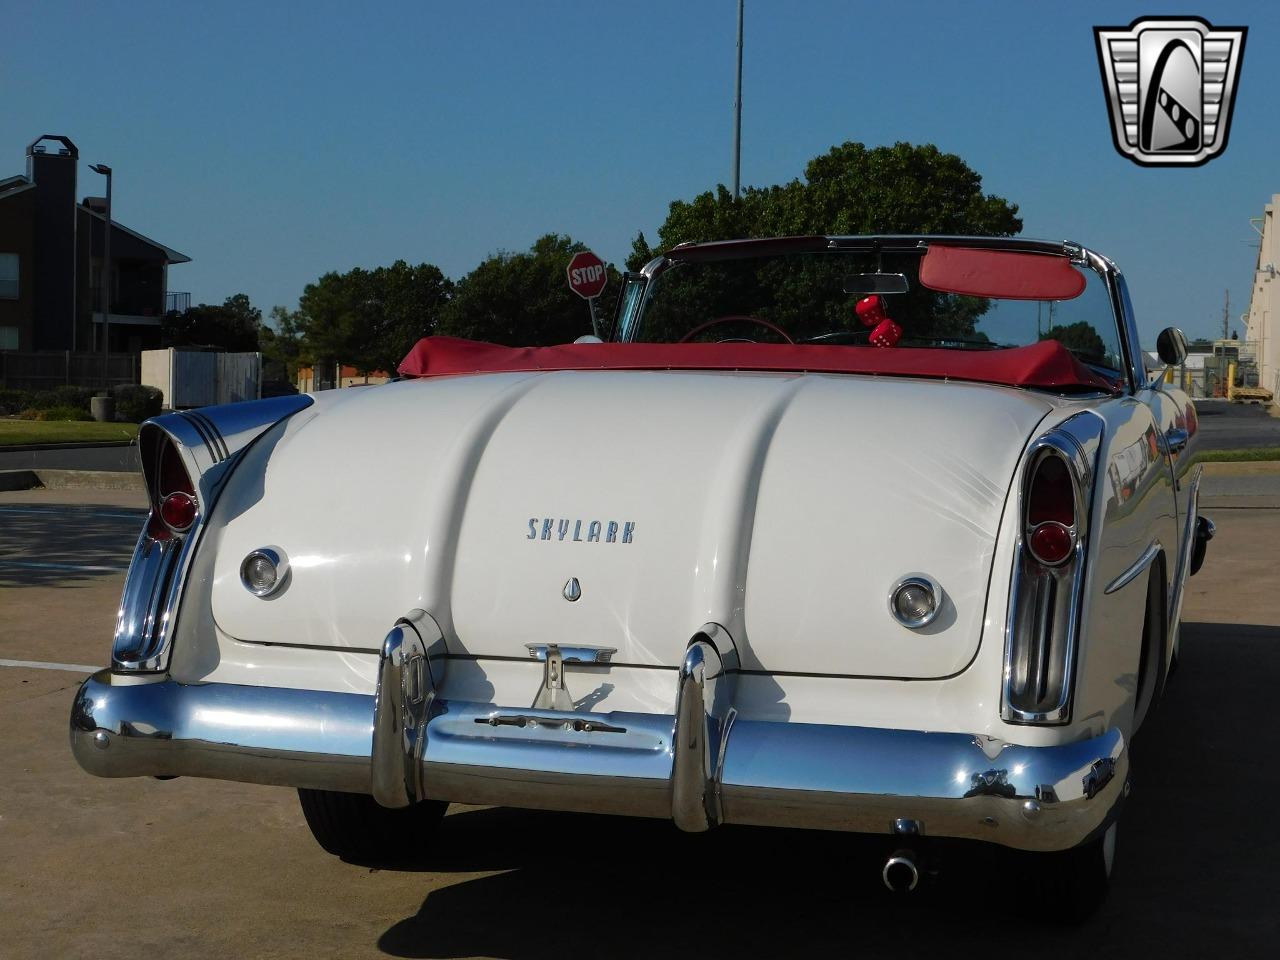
[1094,17,1247,167]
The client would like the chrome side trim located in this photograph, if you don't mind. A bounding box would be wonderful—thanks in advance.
[69,670,373,793]
[1168,465,1204,633]
[1103,540,1163,595]
[671,623,739,833]
[371,610,445,808]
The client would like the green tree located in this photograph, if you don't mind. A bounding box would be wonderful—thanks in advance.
[260,305,305,384]
[293,261,452,375]
[1041,320,1107,364]
[163,293,262,352]
[436,234,619,346]
[625,141,1022,341]
[637,142,1021,261]
[361,261,453,373]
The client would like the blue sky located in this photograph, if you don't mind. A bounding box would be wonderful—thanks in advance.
[4,1,1275,344]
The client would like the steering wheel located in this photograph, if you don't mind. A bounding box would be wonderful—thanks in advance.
[679,315,796,344]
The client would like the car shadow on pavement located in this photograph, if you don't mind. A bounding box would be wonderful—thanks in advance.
[377,621,1280,959]
[0,505,142,587]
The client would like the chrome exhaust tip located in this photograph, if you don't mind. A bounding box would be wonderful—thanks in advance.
[882,850,919,893]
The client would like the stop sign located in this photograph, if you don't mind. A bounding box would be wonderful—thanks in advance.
[566,250,607,299]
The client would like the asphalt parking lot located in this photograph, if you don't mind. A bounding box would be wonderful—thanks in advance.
[2,479,1279,959]
[1193,399,1280,451]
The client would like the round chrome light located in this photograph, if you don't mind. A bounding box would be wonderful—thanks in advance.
[240,547,287,598]
[889,574,942,629]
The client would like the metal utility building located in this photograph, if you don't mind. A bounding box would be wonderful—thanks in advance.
[0,134,190,354]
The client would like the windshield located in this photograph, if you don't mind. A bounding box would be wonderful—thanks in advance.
[620,248,1125,377]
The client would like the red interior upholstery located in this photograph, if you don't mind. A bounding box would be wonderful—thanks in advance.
[399,336,1118,393]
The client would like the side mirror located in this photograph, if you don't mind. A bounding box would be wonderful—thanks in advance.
[1155,327,1188,366]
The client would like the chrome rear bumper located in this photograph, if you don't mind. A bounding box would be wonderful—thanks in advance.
[70,662,1126,853]
[70,671,373,793]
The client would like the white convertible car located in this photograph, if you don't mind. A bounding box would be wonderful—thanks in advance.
[71,236,1211,918]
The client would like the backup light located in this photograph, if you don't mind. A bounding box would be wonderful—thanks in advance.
[241,548,287,598]
[889,575,941,629]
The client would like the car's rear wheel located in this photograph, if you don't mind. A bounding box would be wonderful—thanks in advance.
[1017,822,1117,922]
[297,788,447,863]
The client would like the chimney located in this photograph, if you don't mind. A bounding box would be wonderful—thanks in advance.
[25,134,79,351]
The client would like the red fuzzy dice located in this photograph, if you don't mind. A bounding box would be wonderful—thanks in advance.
[855,295,888,327]
[869,318,902,348]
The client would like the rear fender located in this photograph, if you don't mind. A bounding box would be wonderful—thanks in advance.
[113,396,313,674]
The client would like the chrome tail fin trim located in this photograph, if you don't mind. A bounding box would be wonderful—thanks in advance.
[1002,413,1104,725]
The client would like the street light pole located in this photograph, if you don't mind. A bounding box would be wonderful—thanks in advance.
[732,0,744,199]
[90,163,112,387]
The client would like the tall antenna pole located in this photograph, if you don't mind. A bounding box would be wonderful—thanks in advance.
[1223,288,1229,339]
[732,0,744,198]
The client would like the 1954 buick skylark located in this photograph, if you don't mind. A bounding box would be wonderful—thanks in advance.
[70,236,1212,917]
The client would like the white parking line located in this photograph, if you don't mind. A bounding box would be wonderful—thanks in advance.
[0,658,99,674]
[0,560,128,572]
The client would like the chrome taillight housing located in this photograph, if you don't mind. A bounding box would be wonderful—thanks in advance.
[148,432,200,536]
[114,426,207,671]
[1002,414,1103,725]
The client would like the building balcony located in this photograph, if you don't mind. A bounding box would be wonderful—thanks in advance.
[90,291,190,327]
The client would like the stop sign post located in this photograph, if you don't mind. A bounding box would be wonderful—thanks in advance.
[567,250,607,338]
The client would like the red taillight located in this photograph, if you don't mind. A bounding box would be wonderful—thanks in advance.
[1025,451,1076,566]
[1028,521,1073,565]
[158,437,195,498]
[160,492,198,532]
[145,434,198,539]
[1026,454,1074,526]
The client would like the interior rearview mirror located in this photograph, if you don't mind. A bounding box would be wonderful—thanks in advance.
[1155,327,1188,366]
[844,273,909,296]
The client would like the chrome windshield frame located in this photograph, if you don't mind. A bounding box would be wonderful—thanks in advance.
[614,235,1138,395]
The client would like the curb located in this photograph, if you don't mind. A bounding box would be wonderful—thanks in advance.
[1200,461,1280,477]
[1201,496,1280,510]
[0,440,136,453]
[0,468,144,492]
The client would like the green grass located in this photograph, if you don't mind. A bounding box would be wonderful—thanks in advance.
[1193,446,1280,463]
[0,418,139,446]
